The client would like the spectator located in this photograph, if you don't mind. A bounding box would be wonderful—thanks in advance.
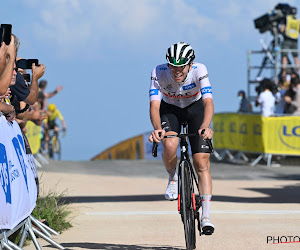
[280,7,300,76]
[275,75,290,114]
[0,35,16,95]
[38,80,62,109]
[284,74,300,115]
[237,90,252,113]
[255,78,276,117]
[9,34,46,106]
[0,64,18,122]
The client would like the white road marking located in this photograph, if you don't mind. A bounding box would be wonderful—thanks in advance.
[86,210,300,216]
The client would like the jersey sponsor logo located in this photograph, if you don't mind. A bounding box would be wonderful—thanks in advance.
[149,89,159,96]
[192,66,198,69]
[199,74,208,81]
[201,86,212,95]
[159,67,168,71]
[151,76,157,81]
[166,84,173,91]
[163,91,200,99]
[182,83,196,91]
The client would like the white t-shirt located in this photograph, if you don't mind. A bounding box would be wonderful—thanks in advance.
[257,90,275,117]
[149,62,213,108]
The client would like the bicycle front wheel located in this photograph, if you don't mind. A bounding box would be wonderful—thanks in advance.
[181,161,196,249]
[53,137,61,160]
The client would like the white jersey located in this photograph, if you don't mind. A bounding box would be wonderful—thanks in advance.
[149,62,213,108]
[257,90,275,117]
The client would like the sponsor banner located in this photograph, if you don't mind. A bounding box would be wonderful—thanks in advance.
[263,116,300,154]
[213,113,300,155]
[92,135,144,160]
[213,113,264,152]
[0,116,37,230]
[25,121,41,155]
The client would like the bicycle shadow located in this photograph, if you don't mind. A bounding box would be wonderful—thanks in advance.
[46,242,184,249]
[60,194,165,204]
[60,183,300,205]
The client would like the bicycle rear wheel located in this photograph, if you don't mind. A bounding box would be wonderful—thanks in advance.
[181,161,196,249]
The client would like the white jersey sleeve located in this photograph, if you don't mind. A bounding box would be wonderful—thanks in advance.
[149,67,162,102]
[197,64,213,100]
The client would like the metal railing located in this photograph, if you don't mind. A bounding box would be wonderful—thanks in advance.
[247,47,300,101]
[0,216,65,250]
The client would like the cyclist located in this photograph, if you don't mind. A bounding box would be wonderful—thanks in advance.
[44,103,66,152]
[148,42,215,234]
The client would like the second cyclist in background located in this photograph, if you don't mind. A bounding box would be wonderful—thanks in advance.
[148,42,215,234]
[44,103,66,152]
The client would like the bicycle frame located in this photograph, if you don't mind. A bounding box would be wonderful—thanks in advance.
[48,129,61,160]
[177,124,200,213]
[152,122,206,249]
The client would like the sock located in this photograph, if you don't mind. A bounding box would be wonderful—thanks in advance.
[167,167,177,181]
[201,194,212,219]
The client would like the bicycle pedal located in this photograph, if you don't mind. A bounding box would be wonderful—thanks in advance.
[202,226,214,235]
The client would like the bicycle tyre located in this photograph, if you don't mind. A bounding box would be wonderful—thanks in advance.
[181,161,196,249]
[48,142,54,158]
[53,137,61,160]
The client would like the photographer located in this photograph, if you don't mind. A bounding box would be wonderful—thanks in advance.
[9,34,46,106]
[280,7,300,76]
[255,78,276,117]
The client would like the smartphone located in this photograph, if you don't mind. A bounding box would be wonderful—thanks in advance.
[16,59,39,69]
[23,73,31,82]
[0,24,12,45]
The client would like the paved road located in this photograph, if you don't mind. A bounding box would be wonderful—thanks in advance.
[40,159,300,180]
[24,160,300,249]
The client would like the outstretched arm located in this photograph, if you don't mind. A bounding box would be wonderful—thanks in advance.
[44,85,63,98]
[24,63,46,104]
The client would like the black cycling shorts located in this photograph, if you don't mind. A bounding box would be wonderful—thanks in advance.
[160,98,212,155]
[47,120,57,130]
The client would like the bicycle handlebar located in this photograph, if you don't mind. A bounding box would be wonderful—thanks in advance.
[151,130,214,158]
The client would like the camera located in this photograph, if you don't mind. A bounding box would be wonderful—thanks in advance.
[255,78,278,95]
[254,3,297,34]
[16,59,39,69]
[0,24,12,46]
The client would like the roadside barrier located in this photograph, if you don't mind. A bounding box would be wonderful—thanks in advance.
[213,113,300,166]
[91,112,299,165]
[0,115,64,249]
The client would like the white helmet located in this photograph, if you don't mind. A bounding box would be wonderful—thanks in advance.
[166,42,195,67]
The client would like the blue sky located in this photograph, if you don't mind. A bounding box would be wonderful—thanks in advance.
[1,0,298,160]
